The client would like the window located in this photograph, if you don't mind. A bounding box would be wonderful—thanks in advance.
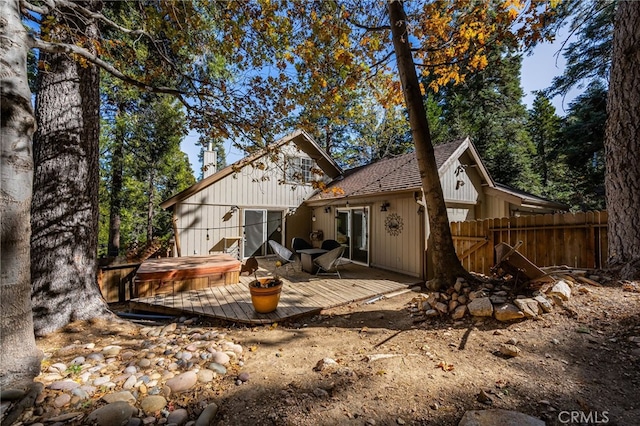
[286,156,314,183]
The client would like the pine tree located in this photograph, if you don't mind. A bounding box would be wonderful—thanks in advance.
[558,82,607,211]
[434,48,540,192]
[527,92,561,189]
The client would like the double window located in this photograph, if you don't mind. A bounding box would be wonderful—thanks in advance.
[286,156,314,183]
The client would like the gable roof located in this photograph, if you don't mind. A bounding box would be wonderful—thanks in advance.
[307,137,485,201]
[490,183,569,211]
[161,129,342,209]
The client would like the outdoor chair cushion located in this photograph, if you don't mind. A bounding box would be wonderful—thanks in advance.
[320,239,341,251]
[268,240,297,274]
[314,246,347,278]
[292,237,313,254]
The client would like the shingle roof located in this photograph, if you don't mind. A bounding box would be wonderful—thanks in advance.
[308,138,466,201]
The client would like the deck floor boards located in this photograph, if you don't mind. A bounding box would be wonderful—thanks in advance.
[130,263,420,325]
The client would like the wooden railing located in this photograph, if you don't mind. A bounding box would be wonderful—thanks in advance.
[450,211,608,276]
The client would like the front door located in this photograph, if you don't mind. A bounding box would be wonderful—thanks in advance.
[336,207,369,265]
[243,209,283,258]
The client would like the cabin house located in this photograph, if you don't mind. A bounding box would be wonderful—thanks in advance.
[162,133,567,280]
[160,130,341,259]
[304,137,567,279]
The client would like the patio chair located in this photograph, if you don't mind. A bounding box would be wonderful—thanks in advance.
[292,237,313,256]
[314,246,348,278]
[320,239,341,251]
[268,240,297,274]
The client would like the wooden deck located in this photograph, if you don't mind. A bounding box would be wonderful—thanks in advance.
[129,262,421,324]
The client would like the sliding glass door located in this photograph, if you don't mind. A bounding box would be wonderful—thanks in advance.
[243,209,283,258]
[335,207,369,265]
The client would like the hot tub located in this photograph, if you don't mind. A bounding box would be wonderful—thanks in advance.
[134,254,241,298]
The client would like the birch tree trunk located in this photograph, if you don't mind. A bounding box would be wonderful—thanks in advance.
[0,0,42,388]
[387,0,469,289]
[604,1,640,280]
[31,0,110,335]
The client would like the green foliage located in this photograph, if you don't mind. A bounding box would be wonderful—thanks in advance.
[99,93,195,257]
[527,91,561,189]
[546,0,615,97]
[327,101,412,168]
[556,82,607,210]
[431,47,540,193]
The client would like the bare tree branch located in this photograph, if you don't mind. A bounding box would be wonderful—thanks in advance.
[30,36,191,98]
[20,0,51,15]
[348,18,391,32]
[52,0,149,38]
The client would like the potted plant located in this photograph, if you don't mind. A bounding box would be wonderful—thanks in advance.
[248,275,283,313]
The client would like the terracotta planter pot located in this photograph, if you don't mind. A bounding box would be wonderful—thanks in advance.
[249,277,282,313]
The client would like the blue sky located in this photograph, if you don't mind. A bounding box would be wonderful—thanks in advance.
[181,30,581,176]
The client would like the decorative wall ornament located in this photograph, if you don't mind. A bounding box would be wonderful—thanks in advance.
[384,213,404,236]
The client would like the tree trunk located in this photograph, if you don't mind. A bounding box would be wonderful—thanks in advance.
[387,0,469,289]
[0,0,43,388]
[31,1,110,336]
[147,168,155,242]
[604,1,640,280]
[108,106,125,258]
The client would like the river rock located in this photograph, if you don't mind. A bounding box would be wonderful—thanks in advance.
[459,409,544,426]
[102,345,123,357]
[197,369,216,383]
[208,363,227,375]
[53,393,71,408]
[93,375,111,386]
[468,297,493,317]
[48,363,68,374]
[123,375,137,390]
[167,408,189,426]
[70,356,86,366]
[494,304,525,322]
[160,323,177,336]
[102,391,136,405]
[87,401,136,426]
[212,351,230,365]
[165,371,197,394]
[71,387,90,400]
[140,395,167,414]
[49,380,80,391]
[499,344,521,357]
[195,403,219,426]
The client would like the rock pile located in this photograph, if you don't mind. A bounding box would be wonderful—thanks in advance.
[4,321,246,425]
[411,274,591,322]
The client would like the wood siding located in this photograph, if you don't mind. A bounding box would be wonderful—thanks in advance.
[311,194,423,277]
[451,211,609,275]
[173,143,321,257]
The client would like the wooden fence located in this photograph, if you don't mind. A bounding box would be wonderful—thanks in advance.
[450,211,608,276]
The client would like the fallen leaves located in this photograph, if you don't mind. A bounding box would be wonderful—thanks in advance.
[436,361,455,372]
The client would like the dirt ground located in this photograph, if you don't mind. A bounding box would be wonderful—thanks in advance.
[35,279,640,426]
